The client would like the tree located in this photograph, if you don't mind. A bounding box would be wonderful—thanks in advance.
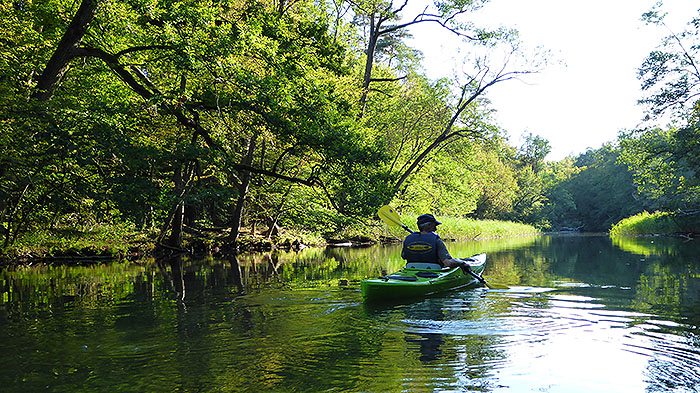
[350,0,507,118]
[390,58,533,194]
[638,4,700,122]
[2,0,392,249]
[619,125,700,212]
[345,0,542,201]
[619,5,700,215]
[517,132,551,173]
[569,145,652,231]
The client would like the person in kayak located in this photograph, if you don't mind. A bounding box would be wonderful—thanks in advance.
[401,213,472,273]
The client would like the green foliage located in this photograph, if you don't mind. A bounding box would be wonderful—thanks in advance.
[560,145,654,231]
[392,142,482,217]
[0,0,572,255]
[619,123,700,211]
[3,222,151,260]
[1,0,399,250]
[517,132,551,174]
[638,5,700,121]
[609,211,680,236]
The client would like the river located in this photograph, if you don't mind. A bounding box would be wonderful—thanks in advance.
[1,234,699,392]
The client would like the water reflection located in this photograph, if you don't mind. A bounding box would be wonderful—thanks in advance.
[404,301,448,363]
[1,235,700,392]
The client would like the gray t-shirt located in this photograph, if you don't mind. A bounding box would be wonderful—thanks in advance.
[435,236,452,262]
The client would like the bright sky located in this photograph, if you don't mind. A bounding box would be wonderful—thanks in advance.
[407,0,698,160]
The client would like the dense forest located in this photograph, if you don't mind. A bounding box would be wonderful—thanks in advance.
[1,0,699,257]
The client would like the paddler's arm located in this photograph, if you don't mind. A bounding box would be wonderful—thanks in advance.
[443,258,472,272]
[436,238,471,271]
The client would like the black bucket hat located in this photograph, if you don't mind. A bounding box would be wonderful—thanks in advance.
[417,213,441,227]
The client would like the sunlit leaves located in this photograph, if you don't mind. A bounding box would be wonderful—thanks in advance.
[619,122,700,211]
[638,7,700,122]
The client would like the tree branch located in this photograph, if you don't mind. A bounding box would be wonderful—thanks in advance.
[232,163,318,187]
[32,0,99,101]
[370,75,407,82]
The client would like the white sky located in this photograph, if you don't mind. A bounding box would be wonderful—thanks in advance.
[406,0,698,160]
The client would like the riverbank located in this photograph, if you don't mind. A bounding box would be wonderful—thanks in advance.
[0,217,540,266]
[609,210,700,238]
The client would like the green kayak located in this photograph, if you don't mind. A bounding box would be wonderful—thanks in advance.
[361,253,487,302]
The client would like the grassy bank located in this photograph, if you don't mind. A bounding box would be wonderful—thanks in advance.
[364,213,539,241]
[1,215,539,264]
[610,211,700,237]
[0,223,155,263]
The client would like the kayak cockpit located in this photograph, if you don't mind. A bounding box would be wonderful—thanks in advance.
[405,262,444,270]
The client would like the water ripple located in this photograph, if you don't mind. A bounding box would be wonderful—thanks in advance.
[385,287,700,392]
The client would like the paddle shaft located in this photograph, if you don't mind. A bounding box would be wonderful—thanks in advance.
[467,269,491,288]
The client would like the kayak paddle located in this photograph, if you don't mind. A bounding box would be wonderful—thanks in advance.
[377,205,509,290]
[467,269,509,290]
[377,205,414,234]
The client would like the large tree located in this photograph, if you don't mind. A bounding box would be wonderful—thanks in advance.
[346,0,541,203]
[1,0,390,249]
[618,5,700,215]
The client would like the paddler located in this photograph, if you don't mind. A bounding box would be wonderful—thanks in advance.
[401,213,472,273]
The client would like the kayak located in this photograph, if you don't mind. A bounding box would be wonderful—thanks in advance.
[361,253,487,302]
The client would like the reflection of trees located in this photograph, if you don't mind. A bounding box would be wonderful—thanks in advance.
[0,263,147,317]
[484,235,653,288]
[488,234,700,393]
[2,236,699,392]
[635,261,700,319]
[619,258,700,391]
[612,235,700,258]
[157,255,186,304]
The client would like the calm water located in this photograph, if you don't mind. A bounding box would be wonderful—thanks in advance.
[1,234,699,392]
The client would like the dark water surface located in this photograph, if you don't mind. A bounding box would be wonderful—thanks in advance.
[1,235,699,392]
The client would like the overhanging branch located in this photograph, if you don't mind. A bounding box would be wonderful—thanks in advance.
[232,163,318,187]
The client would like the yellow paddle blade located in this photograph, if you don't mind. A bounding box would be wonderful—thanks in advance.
[485,281,510,290]
[377,205,402,227]
[482,277,509,290]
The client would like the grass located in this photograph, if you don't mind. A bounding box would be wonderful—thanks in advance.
[1,223,154,261]
[610,211,681,236]
[435,217,540,240]
[372,212,539,241]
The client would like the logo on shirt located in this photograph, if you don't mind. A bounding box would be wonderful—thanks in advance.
[407,242,433,253]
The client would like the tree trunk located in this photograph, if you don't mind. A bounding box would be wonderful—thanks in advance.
[167,165,186,248]
[358,15,379,119]
[32,0,99,101]
[156,162,192,248]
[228,136,257,246]
[228,255,244,292]
[2,183,30,248]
